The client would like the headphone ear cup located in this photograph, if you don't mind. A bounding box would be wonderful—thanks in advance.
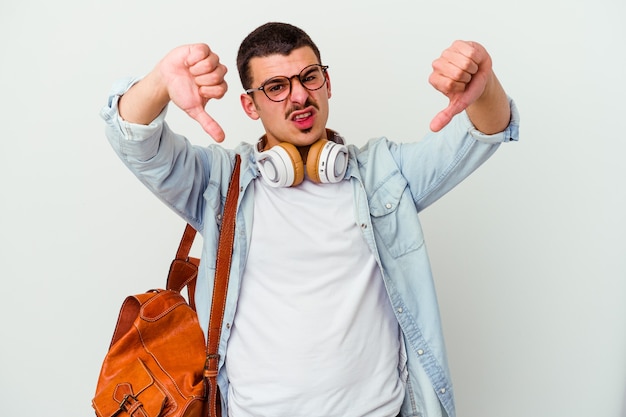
[256,142,305,187]
[306,139,349,184]
[279,143,305,186]
[305,140,326,183]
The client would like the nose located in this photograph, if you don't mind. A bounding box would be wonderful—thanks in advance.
[289,76,309,105]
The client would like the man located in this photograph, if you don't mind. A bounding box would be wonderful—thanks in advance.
[102,22,518,417]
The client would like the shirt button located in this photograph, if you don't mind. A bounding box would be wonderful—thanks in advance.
[361,223,367,229]
[385,203,392,209]
[440,388,446,394]
[226,323,231,329]
[397,307,403,313]
[417,349,424,355]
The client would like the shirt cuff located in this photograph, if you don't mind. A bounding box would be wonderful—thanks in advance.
[100,76,168,142]
[464,97,520,144]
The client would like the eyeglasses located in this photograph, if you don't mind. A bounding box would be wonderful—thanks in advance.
[245,64,329,102]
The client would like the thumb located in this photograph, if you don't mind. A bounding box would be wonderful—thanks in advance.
[429,100,465,132]
[188,107,225,142]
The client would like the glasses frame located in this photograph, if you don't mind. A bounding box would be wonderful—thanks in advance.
[245,64,329,102]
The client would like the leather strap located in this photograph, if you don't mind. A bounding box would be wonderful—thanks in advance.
[206,154,241,417]
[166,154,241,417]
[166,223,200,309]
[176,223,197,261]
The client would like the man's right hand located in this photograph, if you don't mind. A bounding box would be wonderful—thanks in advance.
[119,44,228,142]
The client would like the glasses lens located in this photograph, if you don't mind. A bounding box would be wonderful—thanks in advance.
[264,77,291,101]
[299,65,326,91]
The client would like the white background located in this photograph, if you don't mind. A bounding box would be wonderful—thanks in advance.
[1,0,624,416]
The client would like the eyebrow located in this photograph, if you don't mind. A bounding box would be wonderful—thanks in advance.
[258,63,320,85]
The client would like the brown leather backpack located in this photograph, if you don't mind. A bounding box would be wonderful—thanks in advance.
[92,155,240,417]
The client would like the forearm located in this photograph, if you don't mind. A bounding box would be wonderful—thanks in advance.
[118,69,170,125]
[466,72,510,135]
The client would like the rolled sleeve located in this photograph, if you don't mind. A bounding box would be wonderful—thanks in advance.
[461,97,520,144]
[100,76,170,161]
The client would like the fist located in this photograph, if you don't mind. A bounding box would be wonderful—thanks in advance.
[428,40,492,132]
[159,44,229,141]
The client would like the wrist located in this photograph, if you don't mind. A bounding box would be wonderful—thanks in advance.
[466,73,510,134]
[119,70,170,124]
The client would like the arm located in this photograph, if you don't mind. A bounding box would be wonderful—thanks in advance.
[118,44,228,142]
[428,40,510,134]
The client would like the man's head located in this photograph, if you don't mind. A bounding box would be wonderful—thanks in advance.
[237,22,331,150]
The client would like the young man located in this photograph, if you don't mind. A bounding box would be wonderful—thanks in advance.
[102,22,518,417]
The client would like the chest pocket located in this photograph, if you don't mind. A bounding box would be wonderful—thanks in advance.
[368,171,425,258]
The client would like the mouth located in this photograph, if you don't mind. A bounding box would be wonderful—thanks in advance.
[293,111,312,121]
[290,108,316,130]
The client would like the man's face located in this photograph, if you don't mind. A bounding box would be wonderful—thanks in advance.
[240,46,331,149]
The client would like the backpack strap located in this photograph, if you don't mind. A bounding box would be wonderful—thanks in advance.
[205,154,241,417]
[165,154,241,417]
[166,224,200,309]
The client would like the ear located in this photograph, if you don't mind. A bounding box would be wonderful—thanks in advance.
[240,93,260,120]
[325,71,332,99]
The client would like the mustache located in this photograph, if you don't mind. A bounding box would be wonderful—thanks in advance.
[285,99,318,119]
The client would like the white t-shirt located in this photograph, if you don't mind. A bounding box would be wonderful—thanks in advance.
[225,178,404,417]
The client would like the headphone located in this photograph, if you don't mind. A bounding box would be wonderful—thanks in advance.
[255,129,349,188]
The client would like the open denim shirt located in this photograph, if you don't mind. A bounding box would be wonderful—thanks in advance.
[102,77,519,417]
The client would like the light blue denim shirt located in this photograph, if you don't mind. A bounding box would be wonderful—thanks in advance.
[101,77,519,417]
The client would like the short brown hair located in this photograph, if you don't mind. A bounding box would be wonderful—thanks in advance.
[237,22,322,90]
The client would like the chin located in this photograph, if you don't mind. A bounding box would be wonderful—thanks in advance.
[301,126,327,141]
[298,130,325,147]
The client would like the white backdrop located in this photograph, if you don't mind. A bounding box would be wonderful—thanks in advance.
[1,0,624,416]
